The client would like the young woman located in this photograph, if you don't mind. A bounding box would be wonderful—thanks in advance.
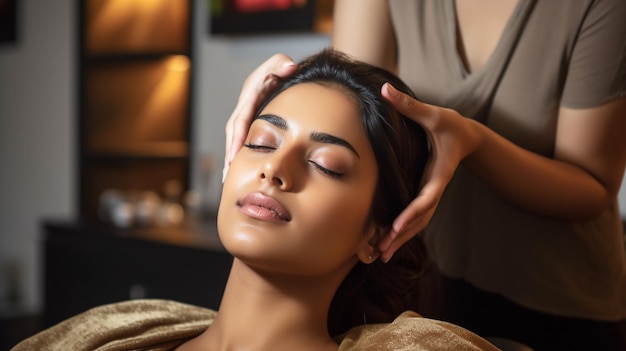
[12,50,499,351]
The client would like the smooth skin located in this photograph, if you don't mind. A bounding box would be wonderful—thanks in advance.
[187,83,380,351]
[225,0,626,262]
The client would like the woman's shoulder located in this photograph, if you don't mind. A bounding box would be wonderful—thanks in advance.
[339,311,501,351]
[11,299,215,351]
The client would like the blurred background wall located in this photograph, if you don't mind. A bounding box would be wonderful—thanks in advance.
[0,0,624,320]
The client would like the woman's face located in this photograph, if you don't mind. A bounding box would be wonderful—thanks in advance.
[218,83,379,277]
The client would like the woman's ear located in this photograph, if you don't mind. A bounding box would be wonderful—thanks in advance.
[357,225,381,264]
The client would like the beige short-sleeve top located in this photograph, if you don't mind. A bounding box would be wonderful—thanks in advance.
[389,0,626,320]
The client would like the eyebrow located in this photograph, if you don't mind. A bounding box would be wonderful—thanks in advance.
[256,113,360,158]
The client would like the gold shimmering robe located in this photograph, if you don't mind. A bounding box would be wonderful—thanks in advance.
[11,299,500,351]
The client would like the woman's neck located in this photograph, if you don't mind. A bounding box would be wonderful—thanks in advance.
[179,258,349,351]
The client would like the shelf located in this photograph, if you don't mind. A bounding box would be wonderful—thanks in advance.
[86,141,189,159]
[85,0,189,55]
[83,159,188,222]
[83,60,190,148]
[85,52,189,62]
[78,0,193,222]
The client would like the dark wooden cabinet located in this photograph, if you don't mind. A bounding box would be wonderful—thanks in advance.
[42,219,232,328]
[77,0,194,222]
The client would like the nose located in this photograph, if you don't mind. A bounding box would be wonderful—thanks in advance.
[257,151,294,191]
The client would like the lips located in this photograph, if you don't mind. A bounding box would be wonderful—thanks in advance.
[237,192,292,222]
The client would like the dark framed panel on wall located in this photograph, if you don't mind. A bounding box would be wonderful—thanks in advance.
[209,0,333,35]
[0,0,17,43]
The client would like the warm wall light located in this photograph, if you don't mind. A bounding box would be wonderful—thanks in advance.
[87,0,187,54]
[167,55,190,72]
[136,57,190,139]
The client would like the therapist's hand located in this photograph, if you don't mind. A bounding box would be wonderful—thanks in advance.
[224,54,297,181]
[378,83,482,262]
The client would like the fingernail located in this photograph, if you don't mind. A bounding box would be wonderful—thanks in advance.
[393,221,406,233]
[383,252,394,263]
[384,82,399,97]
[222,166,228,183]
[282,61,296,69]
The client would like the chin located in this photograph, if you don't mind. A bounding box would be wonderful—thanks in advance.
[217,208,260,255]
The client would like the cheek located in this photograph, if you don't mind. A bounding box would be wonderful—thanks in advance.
[217,158,256,232]
[222,155,257,192]
[298,184,374,256]
[309,190,371,229]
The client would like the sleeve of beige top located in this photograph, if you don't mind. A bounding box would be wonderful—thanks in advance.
[561,0,626,108]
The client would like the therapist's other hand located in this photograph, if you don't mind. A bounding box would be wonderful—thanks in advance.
[224,54,297,181]
[378,83,482,262]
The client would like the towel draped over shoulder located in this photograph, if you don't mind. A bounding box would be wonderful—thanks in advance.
[11,299,499,351]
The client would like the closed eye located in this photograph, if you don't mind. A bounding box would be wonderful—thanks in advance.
[244,143,343,179]
[308,161,343,179]
[243,143,275,151]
